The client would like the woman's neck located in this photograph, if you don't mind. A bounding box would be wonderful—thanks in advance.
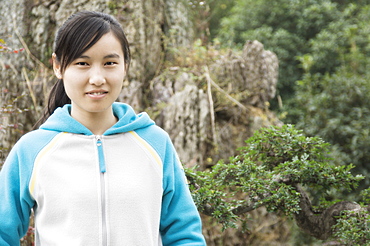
[70,106,118,135]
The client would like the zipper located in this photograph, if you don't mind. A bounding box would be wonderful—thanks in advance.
[96,135,106,173]
[96,135,107,246]
[100,173,107,246]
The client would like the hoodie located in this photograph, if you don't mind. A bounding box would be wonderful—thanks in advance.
[0,102,206,246]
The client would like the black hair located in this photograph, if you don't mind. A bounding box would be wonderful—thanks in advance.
[34,11,131,128]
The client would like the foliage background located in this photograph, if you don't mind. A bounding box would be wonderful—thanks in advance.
[214,0,370,192]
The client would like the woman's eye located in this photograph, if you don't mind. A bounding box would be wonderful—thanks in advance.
[76,62,88,66]
[105,62,117,66]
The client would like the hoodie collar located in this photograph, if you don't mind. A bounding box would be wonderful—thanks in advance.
[40,102,155,135]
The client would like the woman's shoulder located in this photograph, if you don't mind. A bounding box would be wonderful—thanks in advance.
[20,128,60,141]
[12,129,62,153]
[135,124,170,141]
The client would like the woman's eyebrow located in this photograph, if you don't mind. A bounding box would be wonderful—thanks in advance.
[78,55,90,59]
[77,53,120,59]
[104,53,120,59]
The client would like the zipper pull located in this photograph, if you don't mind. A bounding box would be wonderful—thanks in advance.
[95,135,106,173]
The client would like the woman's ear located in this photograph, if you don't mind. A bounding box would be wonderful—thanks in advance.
[52,53,62,79]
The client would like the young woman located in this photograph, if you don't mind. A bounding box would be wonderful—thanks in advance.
[0,11,206,245]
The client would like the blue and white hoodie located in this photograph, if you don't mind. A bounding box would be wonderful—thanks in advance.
[0,102,206,246]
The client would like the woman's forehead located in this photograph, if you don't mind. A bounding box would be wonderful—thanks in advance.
[78,32,125,58]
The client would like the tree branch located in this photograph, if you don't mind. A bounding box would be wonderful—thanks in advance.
[232,202,263,215]
[293,184,361,240]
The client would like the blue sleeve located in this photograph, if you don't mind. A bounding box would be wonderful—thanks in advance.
[0,130,57,245]
[136,126,206,245]
[0,144,33,245]
[160,140,206,245]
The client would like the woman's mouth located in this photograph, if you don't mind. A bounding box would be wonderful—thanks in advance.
[86,91,108,99]
[88,92,107,95]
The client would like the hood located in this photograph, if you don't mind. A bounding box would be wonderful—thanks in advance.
[39,102,155,135]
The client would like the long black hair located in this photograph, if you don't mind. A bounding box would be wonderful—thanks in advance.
[34,11,131,128]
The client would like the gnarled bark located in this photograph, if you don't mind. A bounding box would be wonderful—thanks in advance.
[294,185,361,240]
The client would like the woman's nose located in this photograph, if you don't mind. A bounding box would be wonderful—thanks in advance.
[89,67,106,86]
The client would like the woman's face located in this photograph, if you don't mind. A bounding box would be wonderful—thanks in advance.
[53,32,126,119]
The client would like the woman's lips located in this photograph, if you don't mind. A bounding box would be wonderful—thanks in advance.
[86,90,108,99]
